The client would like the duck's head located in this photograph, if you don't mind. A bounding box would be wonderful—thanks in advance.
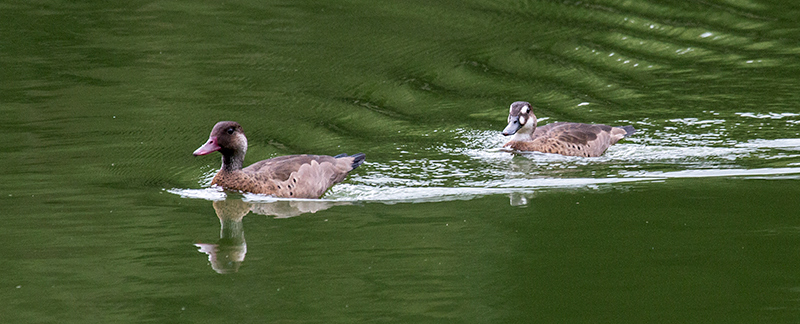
[502,101,537,139]
[194,121,248,170]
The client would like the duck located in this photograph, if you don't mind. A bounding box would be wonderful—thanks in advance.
[193,121,365,198]
[501,101,635,157]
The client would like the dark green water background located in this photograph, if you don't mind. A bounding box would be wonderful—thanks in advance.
[2,0,800,322]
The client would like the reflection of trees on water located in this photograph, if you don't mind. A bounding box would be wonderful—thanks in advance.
[195,199,347,274]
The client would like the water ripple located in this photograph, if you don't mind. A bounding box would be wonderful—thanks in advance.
[172,126,800,204]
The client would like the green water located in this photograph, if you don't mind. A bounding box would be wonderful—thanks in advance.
[2,0,800,322]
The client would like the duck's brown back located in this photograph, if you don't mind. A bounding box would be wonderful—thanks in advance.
[505,122,632,157]
[212,154,362,198]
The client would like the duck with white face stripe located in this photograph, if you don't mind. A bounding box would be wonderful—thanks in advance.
[503,101,537,141]
[501,101,636,157]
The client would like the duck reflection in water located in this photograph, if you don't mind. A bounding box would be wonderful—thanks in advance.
[195,198,346,274]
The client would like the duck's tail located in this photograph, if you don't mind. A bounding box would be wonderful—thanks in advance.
[618,125,636,137]
[334,153,366,170]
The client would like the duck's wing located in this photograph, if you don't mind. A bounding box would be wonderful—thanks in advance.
[244,154,364,198]
[533,123,631,157]
[244,155,329,181]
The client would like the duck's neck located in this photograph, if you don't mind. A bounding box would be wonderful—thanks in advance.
[511,131,533,142]
[220,150,245,172]
[511,122,537,142]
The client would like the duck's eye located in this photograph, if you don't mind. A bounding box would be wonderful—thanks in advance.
[226,127,235,135]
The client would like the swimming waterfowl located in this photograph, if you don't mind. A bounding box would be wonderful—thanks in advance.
[501,101,635,157]
[193,121,365,198]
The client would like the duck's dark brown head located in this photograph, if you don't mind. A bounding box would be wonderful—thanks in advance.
[194,121,248,170]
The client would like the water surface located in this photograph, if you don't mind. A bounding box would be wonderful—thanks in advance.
[2,0,800,322]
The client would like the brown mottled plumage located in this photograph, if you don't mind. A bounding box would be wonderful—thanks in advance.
[501,101,635,157]
[193,121,365,198]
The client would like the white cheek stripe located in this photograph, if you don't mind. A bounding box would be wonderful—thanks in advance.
[519,116,526,125]
[238,134,248,153]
